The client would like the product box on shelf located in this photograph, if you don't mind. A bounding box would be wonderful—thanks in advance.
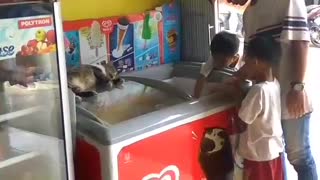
[0,15,58,81]
[64,31,81,67]
[132,12,162,71]
[157,0,181,64]
[101,11,162,72]
[103,16,136,73]
[63,19,109,67]
[63,2,181,72]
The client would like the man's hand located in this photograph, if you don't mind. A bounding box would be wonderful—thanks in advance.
[9,66,36,87]
[227,0,257,6]
[286,89,311,119]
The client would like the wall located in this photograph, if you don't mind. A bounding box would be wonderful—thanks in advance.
[61,0,169,21]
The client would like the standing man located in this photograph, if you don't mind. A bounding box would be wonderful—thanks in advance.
[227,0,318,179]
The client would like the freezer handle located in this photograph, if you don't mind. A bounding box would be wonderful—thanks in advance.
[208,24,214,45]
[121,76,194,101]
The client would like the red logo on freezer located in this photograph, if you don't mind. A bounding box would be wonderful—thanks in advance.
[142,165,180,180]
[18,17,52,29]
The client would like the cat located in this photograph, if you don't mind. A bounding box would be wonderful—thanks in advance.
[67,61,124,99]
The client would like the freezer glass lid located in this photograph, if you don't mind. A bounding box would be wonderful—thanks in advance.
[78,80,186,125]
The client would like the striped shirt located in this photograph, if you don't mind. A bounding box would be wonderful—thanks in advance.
[243,0,312,120]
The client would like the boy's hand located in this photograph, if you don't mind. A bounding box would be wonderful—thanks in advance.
[194,93,201,99]
[9,66,36,87]
[194,76,206,99]
[208,81,239,99]
[227,0,257,5]
[208,83,224,94]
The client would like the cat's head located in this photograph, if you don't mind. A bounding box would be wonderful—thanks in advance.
[103,61,119,81]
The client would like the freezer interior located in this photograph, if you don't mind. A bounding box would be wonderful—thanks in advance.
[77,80,189,126]
[122,63,252,96]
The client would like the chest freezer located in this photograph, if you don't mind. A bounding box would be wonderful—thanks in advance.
[74,77,237,180]
[75,78,191,142]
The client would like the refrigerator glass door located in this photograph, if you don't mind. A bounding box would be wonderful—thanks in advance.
[0,2,70,180]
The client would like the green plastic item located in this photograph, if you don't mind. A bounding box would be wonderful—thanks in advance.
[142,12,152,40]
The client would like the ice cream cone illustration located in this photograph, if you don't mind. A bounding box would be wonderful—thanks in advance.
[142,12,152,50]
[112,17,129,58]
[88,21,103,57]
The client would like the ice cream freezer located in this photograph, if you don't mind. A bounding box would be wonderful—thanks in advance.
[74,75,238,180]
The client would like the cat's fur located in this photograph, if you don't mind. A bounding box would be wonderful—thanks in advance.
[67,61,124,99]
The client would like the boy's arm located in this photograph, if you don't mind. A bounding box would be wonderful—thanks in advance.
[235,114,248,133]
[210,77,247,100]
[194,75,207,98]
[194,57,214,98]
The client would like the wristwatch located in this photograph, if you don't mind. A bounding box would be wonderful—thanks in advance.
[291,82,305,91]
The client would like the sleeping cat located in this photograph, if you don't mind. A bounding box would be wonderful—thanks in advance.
[67,61,124,99]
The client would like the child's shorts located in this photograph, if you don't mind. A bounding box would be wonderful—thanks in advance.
[244,155,284,180]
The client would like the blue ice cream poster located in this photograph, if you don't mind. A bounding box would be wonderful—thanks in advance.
[64,31,81,67]
[110,17,135,73]
[133,14,160,71]
[162,1,181,64]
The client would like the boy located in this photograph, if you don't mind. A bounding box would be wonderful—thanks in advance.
[194,31,240,98]
[237,36,284,180]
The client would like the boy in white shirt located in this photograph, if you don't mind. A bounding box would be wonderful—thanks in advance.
[194,31,240,98]
[237,36,284,180]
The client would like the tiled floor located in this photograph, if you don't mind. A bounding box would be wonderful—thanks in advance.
[285,46,320,180]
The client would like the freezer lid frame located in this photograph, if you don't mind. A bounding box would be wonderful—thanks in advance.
[53,2,75,180]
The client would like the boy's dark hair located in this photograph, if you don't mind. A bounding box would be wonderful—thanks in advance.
[210,31,240,57]
[246,36,281,65]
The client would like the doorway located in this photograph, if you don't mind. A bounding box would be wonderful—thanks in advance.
[213,1,320,179]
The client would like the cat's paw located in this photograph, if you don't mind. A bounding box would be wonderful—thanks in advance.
[75,96,82,103]
[106,81,114,91]
[114,78,124,89]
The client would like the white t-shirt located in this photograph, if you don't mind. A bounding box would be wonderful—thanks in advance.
[238,80,284,161]
[243,0,313,119]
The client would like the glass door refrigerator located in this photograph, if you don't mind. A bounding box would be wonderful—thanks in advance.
[0,1,74,180]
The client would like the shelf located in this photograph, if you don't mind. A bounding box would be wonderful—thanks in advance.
[0,150,40,169]
[0,1,48,6]
[0,106,43,123]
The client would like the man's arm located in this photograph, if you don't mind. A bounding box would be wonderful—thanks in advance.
[0,66,35,87]
[286,40,310,118]
[281,0,311,118]
[0,69,12,83]
[290,40,309,83]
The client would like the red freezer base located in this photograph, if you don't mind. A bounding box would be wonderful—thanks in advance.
[75,109,236,180]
